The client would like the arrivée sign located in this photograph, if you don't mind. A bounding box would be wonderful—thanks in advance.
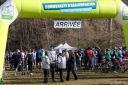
[54,20,82,28]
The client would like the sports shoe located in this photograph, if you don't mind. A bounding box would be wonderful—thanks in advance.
[30,73,33,75]
[114,71,117,73]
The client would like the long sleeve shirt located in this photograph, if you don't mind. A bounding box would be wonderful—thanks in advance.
[57,55,66,69]
[42,56,50,69]
[49,51,57,64]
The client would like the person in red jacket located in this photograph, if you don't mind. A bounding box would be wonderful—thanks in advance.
[85,48,93,70]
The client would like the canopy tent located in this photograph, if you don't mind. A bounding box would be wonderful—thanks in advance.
[56,43,77,50]
[54,44,63,50]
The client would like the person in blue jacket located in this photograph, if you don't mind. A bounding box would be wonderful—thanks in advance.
[36,50,42,68]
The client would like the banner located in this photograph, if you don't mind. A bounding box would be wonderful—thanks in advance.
[43,1,96,13]
[17,0,120,18]
[54,20,81,28]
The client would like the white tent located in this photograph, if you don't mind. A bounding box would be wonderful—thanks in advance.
[54,44,63,50]
[57,43,77,50]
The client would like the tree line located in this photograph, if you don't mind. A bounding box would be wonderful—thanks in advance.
[0,0,126,51]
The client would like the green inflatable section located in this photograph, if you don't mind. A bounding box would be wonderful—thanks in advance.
[123,24,128,48]
[0,21,9,84]
[14,0,121,18]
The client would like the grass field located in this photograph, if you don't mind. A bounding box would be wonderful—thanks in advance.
[4,79,128,85]
[4,66,128,85]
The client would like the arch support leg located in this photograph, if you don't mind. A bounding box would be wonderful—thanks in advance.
[0,21,9,84]
[123,24,128,48]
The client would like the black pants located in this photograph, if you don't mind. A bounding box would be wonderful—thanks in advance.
[59,69,64,82]
[28,61,33,73]
[50,64,55,81]
[111,59,117,71]
[43,69,50,83]
[76,58,80,67]
[85,60,91,70]
[14,62,18,70]
[66,67,78,81]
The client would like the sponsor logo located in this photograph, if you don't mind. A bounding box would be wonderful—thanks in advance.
[1,2,14,20]
[123,7,128,20]
[43,1,96,13]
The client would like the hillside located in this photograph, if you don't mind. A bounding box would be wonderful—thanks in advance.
[0,0,128,50]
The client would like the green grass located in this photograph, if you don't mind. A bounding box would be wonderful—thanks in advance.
[4,79,128,85]
[4,66,128,85]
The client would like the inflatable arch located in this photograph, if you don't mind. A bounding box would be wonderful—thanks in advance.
[0,0,128,83]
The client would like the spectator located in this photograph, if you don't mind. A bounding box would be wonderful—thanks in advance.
[66,51,78,81]
[105,48,111,62]
[91,48,97,70]
[85,48,93,70]
[96,47,102,65]
[57,53,66,82]
[42,52,50,83]
[26,49,34,75]
[36,50,42,69]
[32,49,36,68]
[75,50,81,67]
[80,49,85,66]
[49,48,57,82]
[12,49,22,75]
